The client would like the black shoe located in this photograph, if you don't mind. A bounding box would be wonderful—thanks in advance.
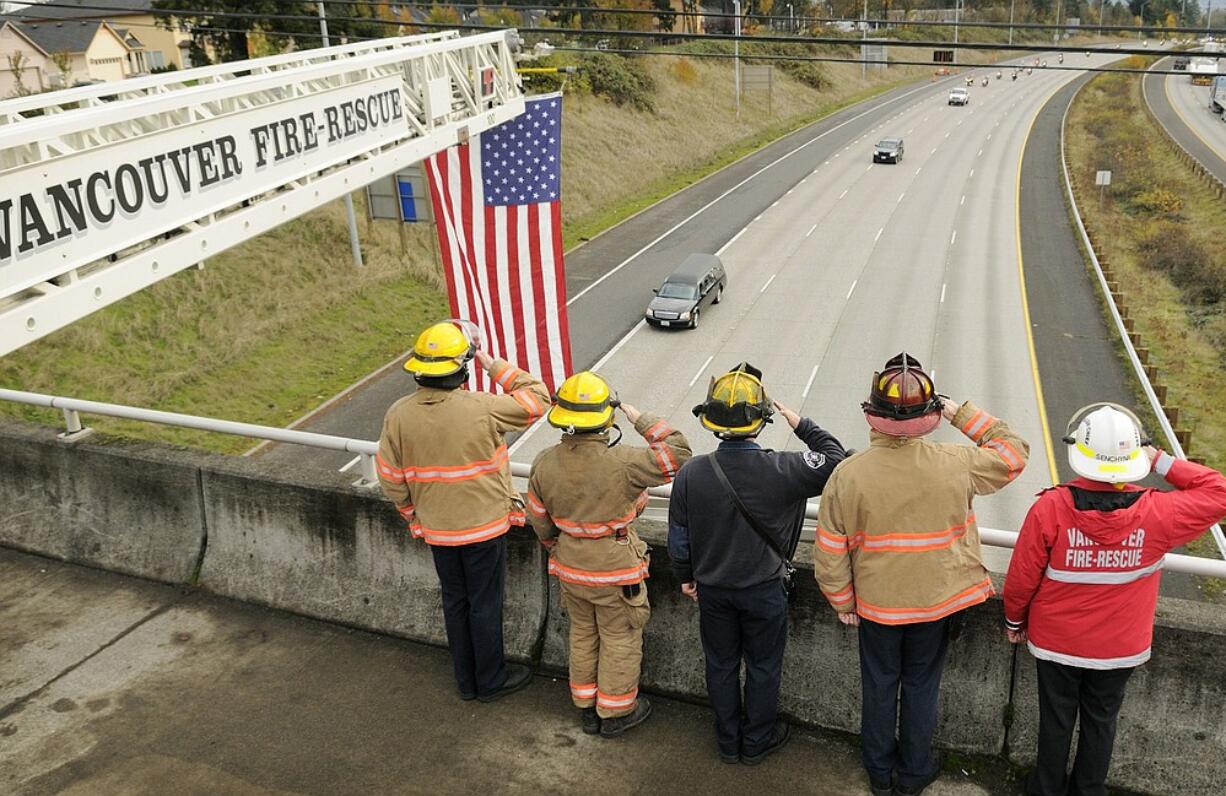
[718,751,741,765]
[740,720,791,765]
[459,690,477,702]
[477,663,533,703]
[599,697,652,738]
[868,777,895,796]
[580,708,601,735]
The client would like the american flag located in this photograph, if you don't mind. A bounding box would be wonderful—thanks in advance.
[425,93,573,394]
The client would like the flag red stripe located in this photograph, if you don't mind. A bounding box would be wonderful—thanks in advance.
[457,144,490,392]
[551,201,574,375]
[526,203,554,385]
[505,207,529,378]
[426,155,463,323]
[443,148,484,391]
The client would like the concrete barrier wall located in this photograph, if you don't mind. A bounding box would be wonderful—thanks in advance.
[0,421,205,583]
[196,455,548,661]
[1,418,1222,794]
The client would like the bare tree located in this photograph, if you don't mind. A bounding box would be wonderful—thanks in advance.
[5,50,31,97]
[50,51,73,88]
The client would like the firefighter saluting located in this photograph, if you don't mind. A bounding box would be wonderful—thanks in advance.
[377,321,549,703]
[527,372,691,737]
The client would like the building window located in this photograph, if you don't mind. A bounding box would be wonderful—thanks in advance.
[149,51,165,69]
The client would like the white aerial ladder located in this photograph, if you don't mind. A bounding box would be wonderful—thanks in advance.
[0,30,525,356]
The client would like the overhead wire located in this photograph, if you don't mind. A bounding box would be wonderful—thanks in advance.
[7,0,1225,49]
[1,1,1209,75]
[257,0,1226,37]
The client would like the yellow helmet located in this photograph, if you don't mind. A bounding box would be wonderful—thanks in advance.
[692,362,773,437]
[405,322,474,377]
[548,371,616,432]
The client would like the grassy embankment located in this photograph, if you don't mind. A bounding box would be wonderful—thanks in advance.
[0,35,1045,452]
[1066,60,1226,567]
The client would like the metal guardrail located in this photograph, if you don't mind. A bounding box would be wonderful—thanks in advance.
[1,387,1224,578]
[1060,77,1226,561]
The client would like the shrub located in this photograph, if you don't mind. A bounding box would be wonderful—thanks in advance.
[1131,187,1183,216]
[1135,222,1224,305]
[580,52,656,112]
[672,56,698,85]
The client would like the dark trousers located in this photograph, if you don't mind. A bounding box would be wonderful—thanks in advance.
[430,536,508,698]
[697,578,789,758]
[1028,659,1134,796]
[858,615,950,789]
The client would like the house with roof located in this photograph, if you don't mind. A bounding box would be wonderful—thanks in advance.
[0,18,146,95]
[8,0,192,71]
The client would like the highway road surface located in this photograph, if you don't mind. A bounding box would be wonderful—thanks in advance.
[511,56,1127,572]
[1144,57,1226,182]
[257,68,1010,473]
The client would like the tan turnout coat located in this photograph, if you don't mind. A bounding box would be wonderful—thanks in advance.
[814,401,1029,624]
[527,413,692,586]
[377,360,549,546]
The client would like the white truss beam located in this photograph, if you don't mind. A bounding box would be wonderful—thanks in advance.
[0,31,524,356]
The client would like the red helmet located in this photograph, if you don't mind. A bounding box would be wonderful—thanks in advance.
[862,352,941,420]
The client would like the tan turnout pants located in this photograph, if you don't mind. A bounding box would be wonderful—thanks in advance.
[559,580,651,718]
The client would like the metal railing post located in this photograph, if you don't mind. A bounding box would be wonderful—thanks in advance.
[354,453,379,489]
[58,408,92,442]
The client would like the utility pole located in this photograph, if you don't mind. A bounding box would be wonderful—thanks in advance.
[1138,0,1149,40]
[318,2,364,268]
[862,0,869,80]
[1009,0,1016,45]
[1054,0,1063,44]
[953,0,960,68]
[734,0,741,119]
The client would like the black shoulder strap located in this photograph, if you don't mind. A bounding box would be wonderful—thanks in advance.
[709,453,790,564]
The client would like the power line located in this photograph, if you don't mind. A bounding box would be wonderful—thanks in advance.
[303,0,1226,36]
[8,0,1226,39]
[23,17,1189,78]
[549,44,1197,76]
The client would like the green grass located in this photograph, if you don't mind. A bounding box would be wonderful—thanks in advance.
[1066,61,1226,592]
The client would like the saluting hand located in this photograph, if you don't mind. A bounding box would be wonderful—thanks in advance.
[772,400,802,430]
[475,349,495,371]
[618,402,642,424]
[940,397,960,422]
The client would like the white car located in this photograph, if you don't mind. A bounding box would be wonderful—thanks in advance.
[948,88,970,106]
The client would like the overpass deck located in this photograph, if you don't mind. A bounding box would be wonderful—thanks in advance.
[0,547,1000,796]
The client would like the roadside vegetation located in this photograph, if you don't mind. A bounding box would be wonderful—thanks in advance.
[1066,59,1226,569]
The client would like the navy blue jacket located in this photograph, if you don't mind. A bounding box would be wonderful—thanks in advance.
[668,419,846,589]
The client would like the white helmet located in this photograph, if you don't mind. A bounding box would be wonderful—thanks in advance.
[1063,403,1151,484]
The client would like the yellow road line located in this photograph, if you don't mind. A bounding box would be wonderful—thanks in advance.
[1015,96,1061,487]
[1160,66,1226,164]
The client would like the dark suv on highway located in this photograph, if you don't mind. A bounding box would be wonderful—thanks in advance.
[645,254,726,329]
[873,138,905,164]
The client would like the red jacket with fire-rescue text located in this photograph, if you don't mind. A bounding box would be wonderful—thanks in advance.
[1003,453,1226,669]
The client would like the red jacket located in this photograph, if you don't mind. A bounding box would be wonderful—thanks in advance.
[1003,453,1226,669]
